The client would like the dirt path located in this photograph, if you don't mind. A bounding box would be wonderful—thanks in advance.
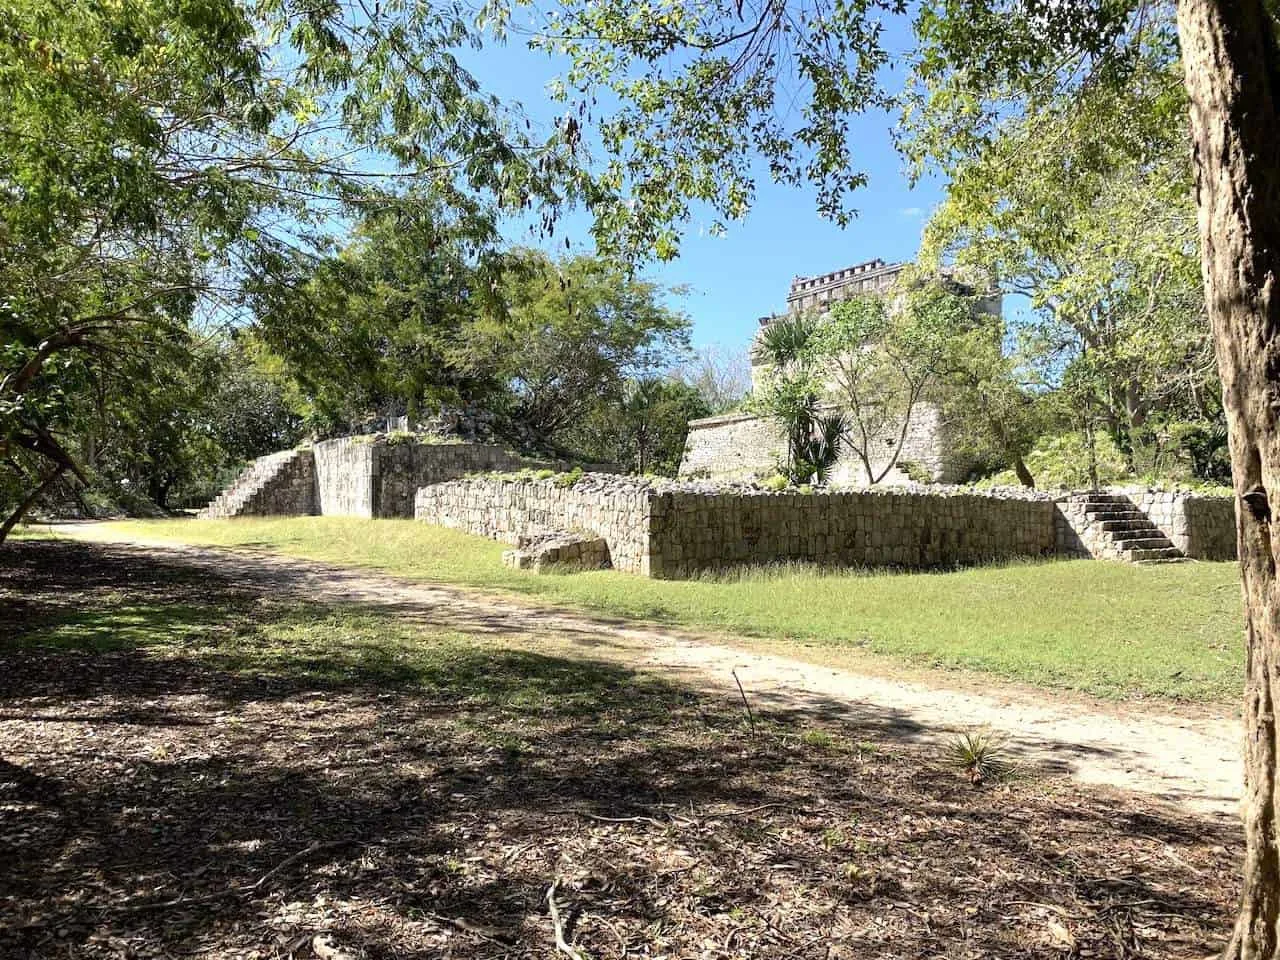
[59,523,1244,818]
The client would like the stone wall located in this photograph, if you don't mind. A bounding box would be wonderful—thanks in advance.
[250,449,317,516]
[415,475,654,573]
[678,414,785,481]
[313,437,378,517]
[314,436,574,519]
[677,403,964,485]
[1130,491,1237,560]
[415,474,1056,578]
[646,485,1055,578]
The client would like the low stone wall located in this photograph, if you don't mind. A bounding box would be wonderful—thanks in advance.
[314,436,572,519]
[415,475,653,573]
[415,474,1056,578]
[1130,490,1237,560]
[647,485,1055,578]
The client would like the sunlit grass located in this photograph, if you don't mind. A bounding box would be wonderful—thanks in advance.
[104,516,1244,703]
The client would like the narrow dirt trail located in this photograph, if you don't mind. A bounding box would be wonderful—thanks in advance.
[59,523,1244,818]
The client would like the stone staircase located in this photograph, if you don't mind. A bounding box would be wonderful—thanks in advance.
[197,448,314,519]
[1058,493,1187,564]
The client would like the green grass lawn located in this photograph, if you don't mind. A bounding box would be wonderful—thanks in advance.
[93,516,1244,703]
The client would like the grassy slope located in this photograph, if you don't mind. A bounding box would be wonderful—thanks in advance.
[89,517,1246,703]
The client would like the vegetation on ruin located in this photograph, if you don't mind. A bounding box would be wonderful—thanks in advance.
[87,517,1244,703]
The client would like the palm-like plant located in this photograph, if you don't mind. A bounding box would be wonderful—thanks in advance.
[752,315,848,484]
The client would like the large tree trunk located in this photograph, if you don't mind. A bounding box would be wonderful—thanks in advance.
[1178,2,1280,957]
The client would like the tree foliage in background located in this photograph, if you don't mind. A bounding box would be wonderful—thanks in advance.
[907,7,1216,481]
[459,250,692,453]
[811,280,974,484]
[672,344,753,415]
[0,0,605,536]
[249,201,507,436]
[563,376,710,475]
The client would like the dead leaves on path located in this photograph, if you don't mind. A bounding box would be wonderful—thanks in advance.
[0,540,1242,959]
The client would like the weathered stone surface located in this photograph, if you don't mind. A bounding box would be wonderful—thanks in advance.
[1128,490,1237,561]
[501,532,611,573]
[197,448,317,518]
[313,436,587,519]
[678,402,963,485]
[416,473,1060,578]
[1054,490,1235,562]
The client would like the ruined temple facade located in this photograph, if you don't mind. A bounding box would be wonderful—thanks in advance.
[679,258,1000,485]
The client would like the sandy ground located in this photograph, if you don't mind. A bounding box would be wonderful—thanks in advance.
[58,523,1244,819]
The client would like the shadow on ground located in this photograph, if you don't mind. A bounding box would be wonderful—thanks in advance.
[0,540,1242,959]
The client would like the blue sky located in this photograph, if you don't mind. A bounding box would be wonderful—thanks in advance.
[462,15,945,357]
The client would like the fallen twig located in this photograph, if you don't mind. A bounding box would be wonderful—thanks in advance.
[732,668,758,739]
[548,878,588,960]
[111,839,355,914]
[553,808,670,828]
[710,801,803,819]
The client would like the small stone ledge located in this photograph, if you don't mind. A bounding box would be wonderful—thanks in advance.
[502,532,612,574]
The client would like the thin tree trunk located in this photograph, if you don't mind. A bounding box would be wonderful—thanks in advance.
[1011,454,1035,489]
[1178,2,1280,957]
[0,464,67,543]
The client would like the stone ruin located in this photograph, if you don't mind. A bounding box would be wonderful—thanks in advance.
[199,438,1236,578]
[678,258,1001,486]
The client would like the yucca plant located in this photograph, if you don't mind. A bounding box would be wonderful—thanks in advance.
[948,729,1011,785]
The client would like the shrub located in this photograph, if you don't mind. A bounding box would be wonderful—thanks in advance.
[762,473,789,492]
[897,459,933,485]
[554,466,585,488]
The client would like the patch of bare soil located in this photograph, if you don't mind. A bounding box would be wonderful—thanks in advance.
[1,541,1240,959]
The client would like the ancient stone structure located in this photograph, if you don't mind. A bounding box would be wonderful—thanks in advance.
[415,473,654,572]
[678,413,786,482]
[502,533,612,573]
[199,436,579,520]
[679,258,996,485]
[197,449,316,519]
[415,473,1239,577]
[416,473,1060,577]
[1053,493,1186,562]
[784,258,906,314]
[1128,490,1237,560]
[312,436,574,518]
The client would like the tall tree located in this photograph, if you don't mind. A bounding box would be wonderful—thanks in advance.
[1178,4,1280,955]
[810,279,974,484]
[459,250,692,452]
[911,55,1213,473]
[250,201,507,434]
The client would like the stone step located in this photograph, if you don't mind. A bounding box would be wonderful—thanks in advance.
[1087,508,1147,522]
[1125,546,1183,561]
[1109,535,1174,550]
[1098,519,1152,532]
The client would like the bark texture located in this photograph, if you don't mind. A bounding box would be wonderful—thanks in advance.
[1178,2,1280,957]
